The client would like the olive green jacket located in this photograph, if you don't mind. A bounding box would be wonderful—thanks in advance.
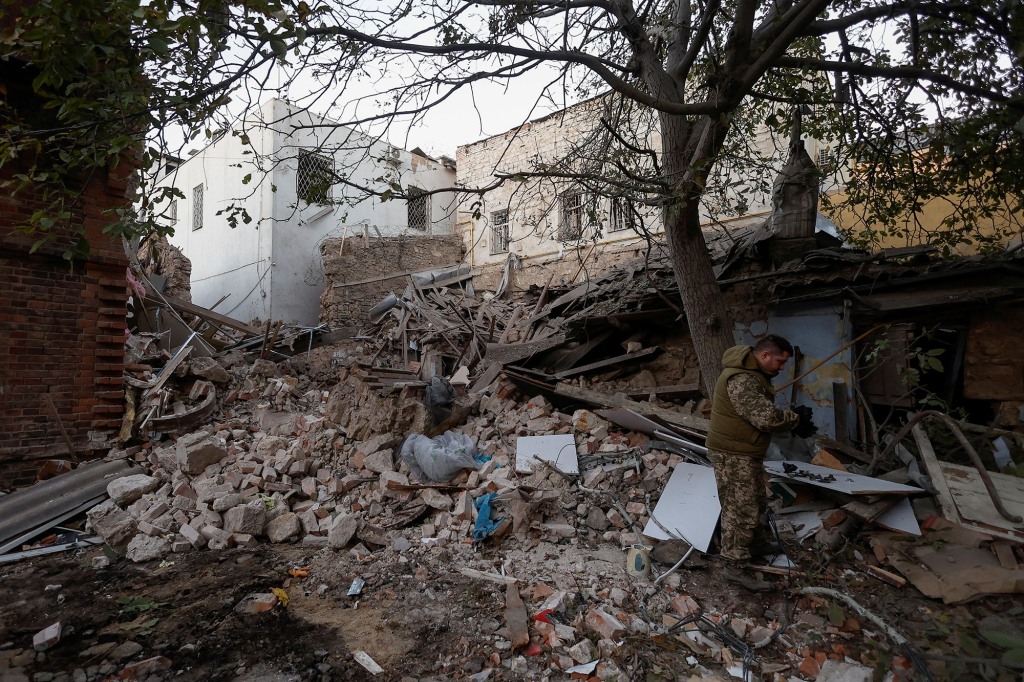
[706,345,795,458]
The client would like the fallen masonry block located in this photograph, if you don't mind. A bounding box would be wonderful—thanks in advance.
[379,471,409,498]
[329,474,363,495]
[200,525,233,544]
[232,533,258,547]
[815,660,873,682]
[126,535,172,563]
[670,594,700,618]
[364,449,396,474]
[300,477,318,498]
[567,638,597,665]
[585,606,626,640]
[107,474,160,507]
[91,509,138,548]
[179,523,207,548]
[421,488,453,511]
[176,433,229,475]
[541,523,576,539]
[141,502,170,523]
[223,502,267,535]
[212,493,244,512]
[328,513,359,548]
[266,512,301,543]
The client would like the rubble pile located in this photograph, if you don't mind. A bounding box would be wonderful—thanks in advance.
[4,246,1024,681]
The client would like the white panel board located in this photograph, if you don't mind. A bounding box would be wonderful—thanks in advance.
[514,435,579,475]
[764,461,923,495]
[874,497,922,536]
[642,463,721,551]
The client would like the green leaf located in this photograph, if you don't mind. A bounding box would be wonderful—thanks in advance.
[980,629,1024,650]
[148,35,169,56]
[242,173,252,184]
[269,38,288,58]
[959,633,982,658]
[1002,649,1024,669]
[827,602,844,627]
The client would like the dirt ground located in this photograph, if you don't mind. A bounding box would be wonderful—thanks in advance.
[2,530,1023,682]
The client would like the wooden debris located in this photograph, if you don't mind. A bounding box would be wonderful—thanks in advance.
[505,584,530,649]
[862,564,907,588]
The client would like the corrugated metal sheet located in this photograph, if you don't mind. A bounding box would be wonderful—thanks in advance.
[0,459,136,553]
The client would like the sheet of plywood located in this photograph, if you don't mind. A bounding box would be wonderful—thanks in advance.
[514,435,579,475]
[642,463,721,551]
[764,461,923,495]
[938,461,1024,542]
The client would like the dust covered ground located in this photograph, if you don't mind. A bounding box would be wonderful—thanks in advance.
[2,529,1023,681]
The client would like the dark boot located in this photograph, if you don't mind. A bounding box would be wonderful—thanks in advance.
[723,566,775,592]
[749,539,784,558]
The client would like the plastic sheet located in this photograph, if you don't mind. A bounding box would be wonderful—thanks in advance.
[399,430,480,482]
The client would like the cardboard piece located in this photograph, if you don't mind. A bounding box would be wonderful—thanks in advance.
[764,461,923,495]
[872,532,1024,604]
[514,435,579,475]
[642,463,721,551]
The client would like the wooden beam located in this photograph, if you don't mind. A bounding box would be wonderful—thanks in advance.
[552,383,709,433]
[554,346,661,379]
[145,288,263,336]
[624,384,703,400]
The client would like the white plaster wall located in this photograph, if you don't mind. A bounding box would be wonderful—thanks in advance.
[161,114,275,325]
[160,98,456,326]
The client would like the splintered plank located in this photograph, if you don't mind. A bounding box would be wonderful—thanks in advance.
[624,384,702,400]
[554,346,661,379]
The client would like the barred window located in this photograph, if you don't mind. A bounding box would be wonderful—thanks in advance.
[816,148,834,173]
[609,197,636,232]
[169,199,178,226]
[491,209,510,254]
[408,187,429,231]
[297,150,333,205]
[192,184,203,231]
[559,192,586,241]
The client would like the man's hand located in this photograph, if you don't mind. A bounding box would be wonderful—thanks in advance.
[792,405,817,438]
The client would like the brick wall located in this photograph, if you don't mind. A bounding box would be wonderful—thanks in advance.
[0,72,130,488]
[319,235,465,329]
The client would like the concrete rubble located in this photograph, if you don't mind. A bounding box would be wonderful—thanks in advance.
[24,345,957,682]
[4,247,1023,681]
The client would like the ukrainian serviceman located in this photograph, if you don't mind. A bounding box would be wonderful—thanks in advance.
[706,334,815,591]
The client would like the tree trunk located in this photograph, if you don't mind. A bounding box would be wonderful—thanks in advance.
[660,113,736,394]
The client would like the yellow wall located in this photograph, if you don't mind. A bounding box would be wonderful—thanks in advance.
[824,189,1024,253]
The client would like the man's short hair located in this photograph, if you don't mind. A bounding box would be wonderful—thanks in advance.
[753,334,793,356]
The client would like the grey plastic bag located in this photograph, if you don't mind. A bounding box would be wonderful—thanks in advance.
[400,430,480,482]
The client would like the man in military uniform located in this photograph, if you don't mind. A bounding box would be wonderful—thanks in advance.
[706,334,815,591]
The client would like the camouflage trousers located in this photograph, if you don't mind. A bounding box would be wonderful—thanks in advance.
[709,450,770,562]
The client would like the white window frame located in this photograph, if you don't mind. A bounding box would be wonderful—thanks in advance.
[192,184,203,231]
[297,150,334,206]
[609,197,637,233]
[559,191,588,242]
[408,186,430,231]
[490,209,510,254]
